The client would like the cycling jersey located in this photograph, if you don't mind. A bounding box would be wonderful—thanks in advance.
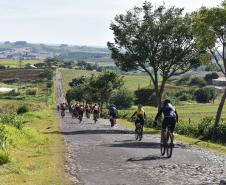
[136,108,145,117]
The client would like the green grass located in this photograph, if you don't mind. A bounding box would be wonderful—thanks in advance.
[118,119,226,154]
[0,59,42,67]
[0,75,71,184]
[60,68,152,93]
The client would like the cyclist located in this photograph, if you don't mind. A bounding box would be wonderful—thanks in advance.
[85,103,91,118]
[154,99,178,145]
[109,104,118,127]
[60,102,67,117]
[131,105,146,140]
[78,104,84,122]
[92,103,100,123]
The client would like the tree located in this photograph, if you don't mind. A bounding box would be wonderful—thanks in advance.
[189,77,206,87]
[192,2,226,127]
[204,72,219,84]
[88,72,124,107]
[66,72,124,106]
[40,67,53,80]
[108,2,204,110]
[109,89,134,109]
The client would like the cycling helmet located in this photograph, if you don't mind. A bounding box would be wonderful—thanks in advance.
[163,99,171,105]
[138,104,142,109]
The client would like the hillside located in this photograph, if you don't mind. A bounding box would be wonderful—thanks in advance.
[0,41,112,62]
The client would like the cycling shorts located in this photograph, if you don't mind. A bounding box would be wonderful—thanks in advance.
[162,117,176,133]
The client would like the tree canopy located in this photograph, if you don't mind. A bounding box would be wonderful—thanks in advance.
[108,1,205,109]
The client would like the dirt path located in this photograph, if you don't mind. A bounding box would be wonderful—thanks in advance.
[56,69,226,185]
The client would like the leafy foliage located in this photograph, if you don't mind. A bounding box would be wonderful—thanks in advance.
[108,2,205,109]
[109,89,134,109]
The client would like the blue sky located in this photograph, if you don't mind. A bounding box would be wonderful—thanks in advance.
[0,0,222,46]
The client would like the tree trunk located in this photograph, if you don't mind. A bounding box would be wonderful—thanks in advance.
[214,87,226,127]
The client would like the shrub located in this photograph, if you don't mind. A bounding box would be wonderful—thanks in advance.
[134,88,157,106]
[194,87,217,103]
[0,125,7,149]
[0,150,10,165]
[189,77,206,87]
[46,81,53,88]
[109,89,133,109]
[17,105,29,115]
[0,112,25,129]
[25,89,37,95]
[204,72,219,85]
[175,90,194,101]
[175,76,190,85]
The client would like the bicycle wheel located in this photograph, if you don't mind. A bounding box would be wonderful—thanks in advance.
[166,132,173,158]
[136,124,142,141]
[135,128,139,140]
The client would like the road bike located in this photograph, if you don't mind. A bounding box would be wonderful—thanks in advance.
[135,122,143,141]
[160,126,174,158]
[93,112,98,124]
[110,116,116,127]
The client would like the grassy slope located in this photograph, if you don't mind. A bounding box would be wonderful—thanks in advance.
[0,77,71,184]
[0,59,42,67]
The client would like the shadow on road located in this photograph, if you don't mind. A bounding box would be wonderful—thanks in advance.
[102,141,160,149]
[127,155,168,162]
[44,129,134,135]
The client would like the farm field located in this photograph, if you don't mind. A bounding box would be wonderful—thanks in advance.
[60,68,153,92]
[0,59,42,67]
[60,68,226,123]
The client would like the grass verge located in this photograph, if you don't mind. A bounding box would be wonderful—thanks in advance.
[118,119,226,155]
[0,76,71,184]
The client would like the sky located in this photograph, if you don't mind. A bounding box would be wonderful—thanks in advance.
[0,0,223,46]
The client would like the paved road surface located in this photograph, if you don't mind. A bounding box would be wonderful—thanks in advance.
[56,69,226,185]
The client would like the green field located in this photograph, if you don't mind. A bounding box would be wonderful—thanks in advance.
[60,68,226,123]
[60,68,152,92]
[0,59,42,67]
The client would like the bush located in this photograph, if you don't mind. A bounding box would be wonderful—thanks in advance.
[25,89,37,95]
[109,89,133,109]
[134,88,157,106]
[0,150,10,165]
[194,87,217,103]
[0,112,25,129]
[46,81,53,88]
[189,77,206,87]
[175,90,194,101]
[0,125,7,149]
[175,76,190,85]
[17,105,29,115]
[204,72,219,85]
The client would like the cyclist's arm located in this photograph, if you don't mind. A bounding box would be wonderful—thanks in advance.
[175,110,179,123]
[154,109,162,121]
[131,111,136,118]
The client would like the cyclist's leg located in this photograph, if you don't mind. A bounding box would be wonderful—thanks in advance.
[161,119,167,144]
[140,118,144,137]
[169,117,176,144]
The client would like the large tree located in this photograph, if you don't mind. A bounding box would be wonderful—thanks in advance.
[192,2,226,127]
[108,2,205,110]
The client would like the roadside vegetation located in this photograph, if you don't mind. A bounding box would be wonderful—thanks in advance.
[0,67,70,184]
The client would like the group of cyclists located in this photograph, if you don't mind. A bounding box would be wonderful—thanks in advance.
[58,99,178,146]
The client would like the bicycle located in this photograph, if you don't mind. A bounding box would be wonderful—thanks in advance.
[110,116,116,127]
[160,126,174,158]
[93,112,98,124]
[61,110,65,118]
[135,122,143,141]
[78,114,83,123]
